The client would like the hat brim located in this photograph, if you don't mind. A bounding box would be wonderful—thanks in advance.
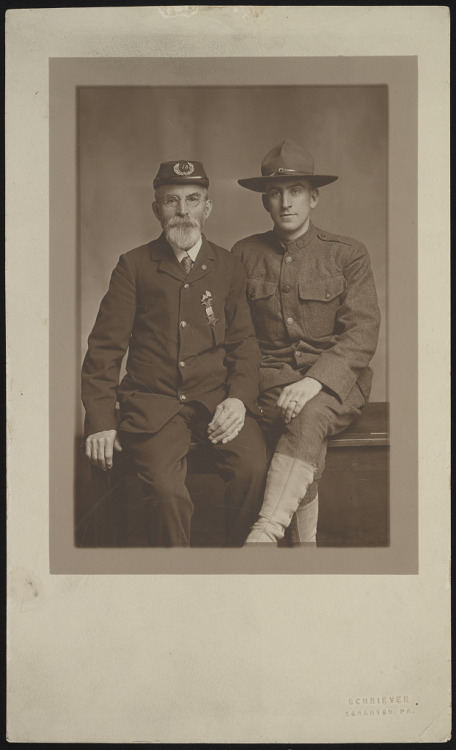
[237,174,338,192]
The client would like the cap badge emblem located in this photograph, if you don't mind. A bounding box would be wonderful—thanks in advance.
[174,161,195,176]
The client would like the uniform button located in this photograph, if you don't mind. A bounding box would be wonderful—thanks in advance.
[202,264,207,270]
[180,394,187,401]
[295,351,302,357]
[180,321,187,328]
[285,256,292,264]
[183,283,189,289]
[325,292,331,298]
[179,361,186,368]
[282,285,291,293]
[286,317,294,325]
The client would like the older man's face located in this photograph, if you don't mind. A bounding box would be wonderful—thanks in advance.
[153,184,212,251]
[262,178,319,241]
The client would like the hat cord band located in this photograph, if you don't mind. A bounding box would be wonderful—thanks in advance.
[266,169,313,176]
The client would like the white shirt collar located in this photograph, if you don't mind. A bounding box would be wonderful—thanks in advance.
[169,236,202,263]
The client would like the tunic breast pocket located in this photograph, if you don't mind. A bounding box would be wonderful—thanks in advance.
[298,274,345,339]
[246,278,280,340]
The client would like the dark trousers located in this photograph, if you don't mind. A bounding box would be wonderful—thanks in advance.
[119,403,268,547]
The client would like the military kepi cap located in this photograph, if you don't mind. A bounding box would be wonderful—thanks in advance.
[238,139,338,192]
[153,160,209,189]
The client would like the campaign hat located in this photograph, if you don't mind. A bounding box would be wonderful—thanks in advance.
[237,139,338,192]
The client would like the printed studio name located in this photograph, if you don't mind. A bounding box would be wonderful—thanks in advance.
[346,696,414,717]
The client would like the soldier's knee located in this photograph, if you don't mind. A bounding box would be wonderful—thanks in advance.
[297,398,331,433]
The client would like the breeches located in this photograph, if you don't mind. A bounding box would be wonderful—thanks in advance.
[119,402,268,547]
[259,382,367,499]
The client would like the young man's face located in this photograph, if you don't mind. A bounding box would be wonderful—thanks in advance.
[262,179,319,241]
[153,184,212,251]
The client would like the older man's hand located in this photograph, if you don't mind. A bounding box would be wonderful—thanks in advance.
[277,377,323,424]
[85,430,123,471]
[207,398,246,444]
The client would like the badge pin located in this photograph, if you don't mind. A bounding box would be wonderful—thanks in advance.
[174,161,195,176]
[201,290,219,327]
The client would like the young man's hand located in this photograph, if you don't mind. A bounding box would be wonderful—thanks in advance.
[207,398,246,444]
[85,430,123,471]
[277,377,322,424]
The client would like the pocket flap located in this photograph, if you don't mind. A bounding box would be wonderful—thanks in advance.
[247,278,277,300]
[298,275,345,302]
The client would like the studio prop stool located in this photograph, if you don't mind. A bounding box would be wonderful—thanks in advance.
[76,402,389,548]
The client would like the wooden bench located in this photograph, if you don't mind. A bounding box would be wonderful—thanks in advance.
[75,402,389,548]
[317,402,389,547]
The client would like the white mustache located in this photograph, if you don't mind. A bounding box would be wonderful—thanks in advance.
[165,216,201,230]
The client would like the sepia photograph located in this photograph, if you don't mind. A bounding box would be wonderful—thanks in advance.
[76,84,389,552]
[49,55,415,574]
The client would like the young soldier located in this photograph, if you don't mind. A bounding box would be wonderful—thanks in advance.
[232,140,381,545]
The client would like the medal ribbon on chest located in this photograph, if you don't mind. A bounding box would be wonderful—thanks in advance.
[201,290,219,327]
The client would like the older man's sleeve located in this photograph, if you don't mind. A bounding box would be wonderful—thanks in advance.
[306,242,381,402]
[223,255,262,412]
[81,254,137,436]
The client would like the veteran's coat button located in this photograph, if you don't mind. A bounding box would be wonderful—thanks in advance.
[201,264,207,270]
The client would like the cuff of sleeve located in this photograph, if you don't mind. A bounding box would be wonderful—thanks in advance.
[305,362,356,404]
[84,410,119,438]
[228,386,262,416]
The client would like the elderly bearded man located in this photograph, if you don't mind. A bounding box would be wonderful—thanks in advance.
[82,160,267,547]
[232,140,381,546]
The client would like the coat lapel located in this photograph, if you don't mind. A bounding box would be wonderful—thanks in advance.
[150,234,215,284]
[150,234,186,282]
[187,237,215,284]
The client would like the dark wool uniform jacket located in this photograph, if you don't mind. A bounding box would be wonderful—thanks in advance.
[231,222,381,404]
[81,234,262,437]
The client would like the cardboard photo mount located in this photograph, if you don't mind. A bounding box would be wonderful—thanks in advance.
[6,7,450,744]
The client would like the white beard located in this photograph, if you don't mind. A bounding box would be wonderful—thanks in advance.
[164,216,203,251]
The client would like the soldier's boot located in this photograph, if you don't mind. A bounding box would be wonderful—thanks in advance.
[244,453,316,545]
[290,494,319,546]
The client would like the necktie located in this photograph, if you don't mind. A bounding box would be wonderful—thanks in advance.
[181,255,193,274]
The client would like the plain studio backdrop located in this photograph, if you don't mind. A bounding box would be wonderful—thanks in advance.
[78,85,387,434]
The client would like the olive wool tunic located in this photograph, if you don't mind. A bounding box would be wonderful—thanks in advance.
[232,221,381,404]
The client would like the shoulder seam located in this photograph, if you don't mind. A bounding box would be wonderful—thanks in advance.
[317,230,363,247]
